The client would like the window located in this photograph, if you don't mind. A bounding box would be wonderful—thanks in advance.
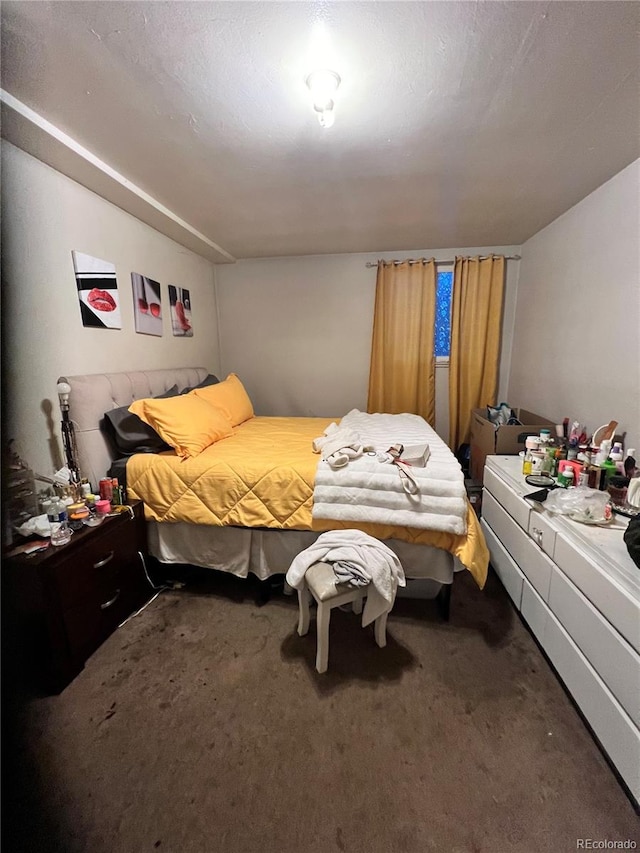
[434,268,453,359]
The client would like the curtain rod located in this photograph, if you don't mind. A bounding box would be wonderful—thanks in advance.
[364,254,521,268]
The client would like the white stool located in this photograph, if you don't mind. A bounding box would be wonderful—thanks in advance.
[296,561,387,673]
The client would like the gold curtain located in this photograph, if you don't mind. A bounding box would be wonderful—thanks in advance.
[448,255,505,450]
[367,259,437,425]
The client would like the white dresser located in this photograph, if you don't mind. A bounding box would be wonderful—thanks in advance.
[481,455,640,804]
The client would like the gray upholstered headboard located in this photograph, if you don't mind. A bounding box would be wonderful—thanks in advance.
[62,367,209,490]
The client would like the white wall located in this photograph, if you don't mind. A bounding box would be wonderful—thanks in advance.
[508,159,639,451]
[2,142,220,478]
[215,246,521,442]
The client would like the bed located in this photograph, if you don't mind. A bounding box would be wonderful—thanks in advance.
[64,367,489,606]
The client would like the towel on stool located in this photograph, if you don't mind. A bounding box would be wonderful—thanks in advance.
[332,560,370,587]
[286,530,406,626]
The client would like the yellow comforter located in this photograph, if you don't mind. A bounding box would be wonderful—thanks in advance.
[126,416,488,588]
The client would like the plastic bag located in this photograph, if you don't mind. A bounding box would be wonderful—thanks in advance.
[544,488,610,521]
[486,403,522,427]
[487,403,513,426]
[16,513,52,538]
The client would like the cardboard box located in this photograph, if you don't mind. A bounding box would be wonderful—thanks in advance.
[470,407,555,483]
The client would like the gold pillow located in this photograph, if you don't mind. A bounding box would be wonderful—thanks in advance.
[192,373,254,427]
[128,394,233,459]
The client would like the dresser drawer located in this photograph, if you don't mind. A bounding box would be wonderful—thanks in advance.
[548,564,640,726]
[543,607,640,803]
[484,466,531,531]
[528,511,557,559]
[521,579,548,642]
[483,491,553,600]
[554,533,640,654]
[481,518,524,609]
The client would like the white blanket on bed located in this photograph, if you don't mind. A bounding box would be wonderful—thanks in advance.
[312,409,467,535]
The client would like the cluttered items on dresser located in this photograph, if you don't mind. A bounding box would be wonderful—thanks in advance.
[518,416,639,523]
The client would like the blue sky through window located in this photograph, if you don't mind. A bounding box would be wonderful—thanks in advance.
[435,270,453,357]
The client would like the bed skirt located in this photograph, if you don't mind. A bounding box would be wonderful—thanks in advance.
[147,522,459,598]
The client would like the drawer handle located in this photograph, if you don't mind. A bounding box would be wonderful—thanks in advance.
[100,589,121,610]
[94,551,114,569]
[532,527,543,545]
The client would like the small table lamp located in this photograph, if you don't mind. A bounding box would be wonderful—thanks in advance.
[57,377,82,492]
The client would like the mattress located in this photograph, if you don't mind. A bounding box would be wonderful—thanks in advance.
[127,416,488,587]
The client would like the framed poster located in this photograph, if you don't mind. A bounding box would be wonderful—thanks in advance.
[131,272,163,336]
[72,250,122,329]
[168,285,193,337]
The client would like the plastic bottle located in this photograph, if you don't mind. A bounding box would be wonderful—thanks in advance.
[539,428,551,448]
[600,457,617,489]
[609,442,624,474]
[557,467,574,488]
[578,467,590,488]
[530,450,545,475]
[595,439,612,467]
[522,437,540,476]
[576,445,591,465]
[47,498,72,546]
[541,447,557,477]
[624,450,637,479]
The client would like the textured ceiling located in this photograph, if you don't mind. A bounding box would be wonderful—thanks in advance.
[1,1,639,261]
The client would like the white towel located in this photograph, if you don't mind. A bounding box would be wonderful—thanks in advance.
[312,423,374,469]
[286,530,406,626]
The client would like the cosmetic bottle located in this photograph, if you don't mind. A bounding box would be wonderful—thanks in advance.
[522,437,540,476]
[600,457,617,489]
[609,442,624,474]
[595,439,612,467]
[557,467,574,488]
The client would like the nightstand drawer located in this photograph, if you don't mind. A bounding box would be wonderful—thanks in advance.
[63,565,145,665]
[47,516,140,610]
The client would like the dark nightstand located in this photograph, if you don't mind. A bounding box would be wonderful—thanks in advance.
[3,501,154,693]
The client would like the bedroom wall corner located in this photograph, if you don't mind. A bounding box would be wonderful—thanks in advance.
[1,142,221,481]
[212,263,224,379]
[508,158,640,451]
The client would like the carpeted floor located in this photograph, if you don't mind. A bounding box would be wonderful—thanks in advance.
[3,567,639,853]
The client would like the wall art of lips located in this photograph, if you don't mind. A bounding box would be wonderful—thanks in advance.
[87,288,117,312]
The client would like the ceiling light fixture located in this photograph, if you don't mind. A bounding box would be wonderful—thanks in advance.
[305,68,341,128]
